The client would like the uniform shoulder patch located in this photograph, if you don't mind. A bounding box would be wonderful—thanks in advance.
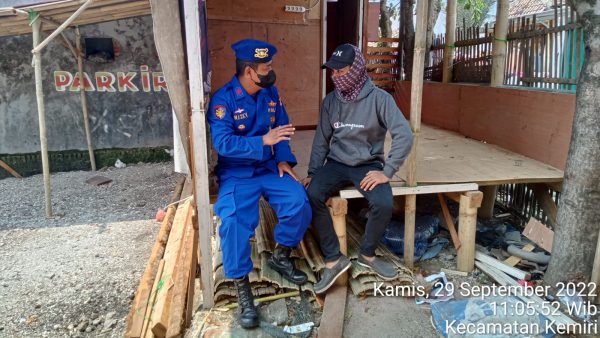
[214,105,226,119]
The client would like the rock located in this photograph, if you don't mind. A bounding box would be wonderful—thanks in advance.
[67,324,74,331]
[92,318,101,326]
[85,326,93,333]
[102,312,117,331]
[53,324,61,330]
[77,321,87,332]
[35,303,41,309]
[261,299,289,326]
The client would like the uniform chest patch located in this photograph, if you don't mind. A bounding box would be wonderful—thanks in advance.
[270,116,276,124]
[238,124,246,130]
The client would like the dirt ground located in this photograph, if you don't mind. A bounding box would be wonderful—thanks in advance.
[0,162,179,337]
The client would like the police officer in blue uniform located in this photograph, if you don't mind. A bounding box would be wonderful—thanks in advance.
[208,39,312,329]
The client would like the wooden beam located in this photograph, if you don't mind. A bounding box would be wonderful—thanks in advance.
[339,183,478,199]
[0,159,22,178]
[327,197,348,286]
[491,0,509,86]
[139,259,164,338]
[457,193,477,272]
[183,0,214,309]
[318,284,347,338]
[442,0,456,83]
[31,0,95,54]
[75,27,96,171]
[528,183,558,226]
[125,205,177,337]
[165,212,195,337]
[475,251,531,280]
[479,185,497,219]
[437,193,461,250]
[32,18,53,218]
[150,199,194,337]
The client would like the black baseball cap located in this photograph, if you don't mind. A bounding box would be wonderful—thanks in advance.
[321,43,355,69]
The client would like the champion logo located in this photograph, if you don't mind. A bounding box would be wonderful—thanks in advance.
[333,51,343,57]
[333,121,365,130]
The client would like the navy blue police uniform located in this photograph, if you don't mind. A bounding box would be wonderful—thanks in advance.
[207,39,312,279]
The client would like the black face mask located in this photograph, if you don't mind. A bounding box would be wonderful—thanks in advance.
[252,69,276,88]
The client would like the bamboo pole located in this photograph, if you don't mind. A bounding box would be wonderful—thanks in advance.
[74,27,96,171]
[404,0,429,268]
[31,0,94,54]
[183,0,214,309]
[491,0,509,86]
[32,18,53,218]
[442,0,457,83]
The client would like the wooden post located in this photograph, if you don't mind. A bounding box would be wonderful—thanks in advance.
[528,183,558,226]
[75,27,96,171]
[32,17,53,218]
[491,0,509,86]
[479,185,497,219]
[183,0,214,309]
[404,0,429,268]
[442,0,457,83]
[327,197,348,286]
[457,191,482,272]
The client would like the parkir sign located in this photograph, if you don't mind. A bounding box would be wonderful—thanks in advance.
[53,65,168,92]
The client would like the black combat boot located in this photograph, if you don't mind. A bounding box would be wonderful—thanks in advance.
[267,244,308,285]
[234,275,259,329]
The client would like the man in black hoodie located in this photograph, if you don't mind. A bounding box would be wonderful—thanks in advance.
[302,43,414,294]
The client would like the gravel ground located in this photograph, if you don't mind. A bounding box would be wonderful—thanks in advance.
[0,162,180,337]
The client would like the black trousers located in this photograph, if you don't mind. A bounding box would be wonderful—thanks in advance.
[307,160,393,262]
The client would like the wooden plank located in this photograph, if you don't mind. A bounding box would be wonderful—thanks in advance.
[368,72,400,79]
[503,244,535,267]
[339,183,478,199]
[126,178,184,337]
[372,37,400,43]
[365,54,397,60]
[479,185,497,219]
[0,159,22,178]
[328,197,348,286]
[184,0,214,309]
[317,284,347,338]
[437,193,461,250]
[140,259,164,338]
[522,218,554,253]
[475,251,531,280]
[149,199,194,337]
[184,221,198,327]
[165,212,195,337]
[366,63,398,69]
[367,46,398,52]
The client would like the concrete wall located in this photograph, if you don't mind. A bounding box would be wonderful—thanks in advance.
[0,15,172,155]
[206,0,321,127]
[394,81,576,170]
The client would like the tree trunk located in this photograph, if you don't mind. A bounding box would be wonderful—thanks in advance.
[379,0,393,38]
[400,0,415,78]
[545,11,600,287]
[426,0,442,58]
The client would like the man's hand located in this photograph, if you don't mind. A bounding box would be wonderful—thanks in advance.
[301,177,312,189]
[360,171,389,191]
[277,161,299,181]
[263,124,295,146]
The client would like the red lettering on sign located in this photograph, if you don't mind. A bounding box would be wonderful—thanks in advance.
[95,72,116,92]
[152,72,168,92]
[54,71,73,91]
[117,72,139,92]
